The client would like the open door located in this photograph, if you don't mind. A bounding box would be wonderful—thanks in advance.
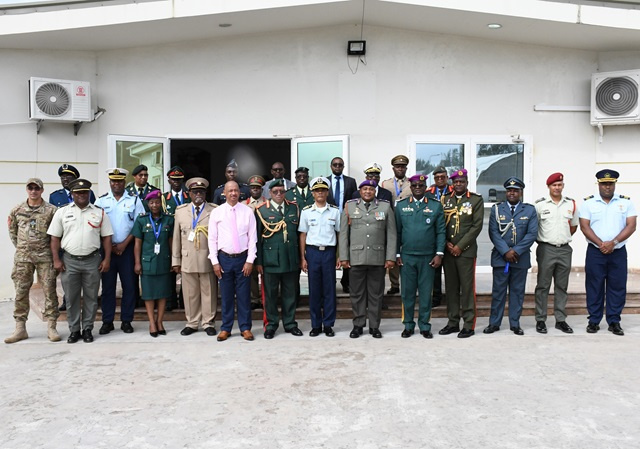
[108,135,170,190]
[291,135,350,179]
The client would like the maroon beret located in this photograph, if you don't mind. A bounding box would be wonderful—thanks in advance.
[546,172,564,186]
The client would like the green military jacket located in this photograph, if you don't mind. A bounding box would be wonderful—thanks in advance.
[395,196,446,256]
[9,200,57,263]
[284,185,314,211]
[339,198,397,266]
[441,190,484,258]
[255,199,300,273]
[162,188,191,216]
[131,213,174,275]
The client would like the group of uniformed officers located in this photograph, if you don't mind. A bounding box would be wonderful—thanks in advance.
[5,156,637,344]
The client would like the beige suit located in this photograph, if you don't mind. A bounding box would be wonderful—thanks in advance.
[172,202,218,330]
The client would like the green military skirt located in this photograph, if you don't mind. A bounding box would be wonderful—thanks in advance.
[141,273,172,301]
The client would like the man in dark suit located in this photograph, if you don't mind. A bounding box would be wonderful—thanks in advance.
[327,157,357,293]
[484,177,538,336]
[351,163,393,203]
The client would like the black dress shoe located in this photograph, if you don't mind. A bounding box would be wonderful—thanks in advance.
[67,331,81,344]
[438,325,460,335]
[586,323,600,333]
[157,329,167,335]
[510,326,524,335]
[350,326,363,338]
[309,327,322,337]
[285,327,303,336]
[150,331,158,338]
[555,321,573,334]
[121,321,134,333]
[536,321,547,334]
[82,329,94,343]
[324,326,335,337]
[420,330,433,339]
[386,287,400,295]
[264,329,275,339]
[608,322,624,336]
[180,327,198,336]
[483,325,500,334]
[205,327,217,336]
[99,322,114,335]
[457,328,475,338]
[401,329,414,338]
[369,328,382,338]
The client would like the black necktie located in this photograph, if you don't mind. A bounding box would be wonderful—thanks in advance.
[511,205,516,216]
[334,176,341,209]
[195,206,200,215]
[301,188,305,198]
[365,202,370,211]
[278,205,283,215]
[138,187,144,197]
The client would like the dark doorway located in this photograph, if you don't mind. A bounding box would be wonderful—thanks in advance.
[170,138,291,200]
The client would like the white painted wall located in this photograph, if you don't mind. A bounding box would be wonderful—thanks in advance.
[1,24,639,298]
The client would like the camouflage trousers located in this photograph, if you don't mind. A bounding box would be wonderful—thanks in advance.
[11,261,60,322]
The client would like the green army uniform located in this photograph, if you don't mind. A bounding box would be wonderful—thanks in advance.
[125,182,159,212]
[162,189,191,216]
[255,199,300,332]
[340,198,397,330]
[284,185,314,210]
[8,200,59,324]
[395,196,446,332]
[131,213,175,300]
[441,190,484,331]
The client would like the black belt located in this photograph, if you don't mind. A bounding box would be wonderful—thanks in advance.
[538,241,569,248]
[65,250,100,260]
[219,250,248,258]
[307,245,335,251]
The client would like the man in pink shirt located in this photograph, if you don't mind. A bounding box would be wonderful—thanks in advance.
[208,181,258,341]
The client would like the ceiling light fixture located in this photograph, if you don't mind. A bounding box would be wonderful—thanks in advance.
[219,23,232,28]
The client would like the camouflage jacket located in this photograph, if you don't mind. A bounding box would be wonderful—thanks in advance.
[8,200,57,262]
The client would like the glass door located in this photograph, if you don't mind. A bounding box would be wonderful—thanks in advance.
[108,135,169,191]
[291,135,350,180]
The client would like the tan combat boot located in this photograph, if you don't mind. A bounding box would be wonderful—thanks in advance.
[47,320,61,342]
[4,321,28,344]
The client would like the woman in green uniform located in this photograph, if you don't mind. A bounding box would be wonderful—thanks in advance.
[133,190,174,337]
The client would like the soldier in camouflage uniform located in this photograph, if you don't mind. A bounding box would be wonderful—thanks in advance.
[6,178,60,343]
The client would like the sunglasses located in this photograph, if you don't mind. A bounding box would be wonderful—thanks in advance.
[332,163,344,167]
[27,185,41,191]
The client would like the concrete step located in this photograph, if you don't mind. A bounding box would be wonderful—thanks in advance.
[28,283,640,322]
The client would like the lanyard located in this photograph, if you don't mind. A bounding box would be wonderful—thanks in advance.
[149,215,163,242]
[393,178,402,197]
[192,204,204,229]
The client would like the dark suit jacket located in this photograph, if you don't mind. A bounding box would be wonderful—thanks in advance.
[327,174,357,209]
[488,201,538,269]
[351,187,393,203]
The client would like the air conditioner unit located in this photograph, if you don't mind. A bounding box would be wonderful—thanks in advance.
[591,69,640,126]
[29,77,92,122]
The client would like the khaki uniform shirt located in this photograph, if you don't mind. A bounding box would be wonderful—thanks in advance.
[535,196,579,245]
[245,196,266,211]
[381,177,411,205]
[172,202,216,273]
[47,203,114,256]
[8,200,57,263]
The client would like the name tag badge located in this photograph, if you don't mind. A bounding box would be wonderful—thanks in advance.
[154,243,161,254]
[188,231,195,242]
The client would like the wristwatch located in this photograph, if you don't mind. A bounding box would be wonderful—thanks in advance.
[613,239,620,245]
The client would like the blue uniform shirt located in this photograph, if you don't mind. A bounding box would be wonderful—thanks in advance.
[298,203,340,246]
[95,191,145,244]
[580,194,637,249]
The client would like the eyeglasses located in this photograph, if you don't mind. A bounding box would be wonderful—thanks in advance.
[332,163,344,167]
[411,184,426,188]
[272,167,284,172]
[27,185,41,191]
[271,190,285,195]
[191,190,206,195]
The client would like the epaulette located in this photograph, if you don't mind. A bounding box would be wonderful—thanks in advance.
[302,204,313,210]
[128,191,136,197]
[92,204,102,209]
[208,202,217,207]
[286,186,297,191]
[565,196,574,201]
[329,204,338,209]
[619,194,631,200]
[139,212,149,217]
[535,197,545,204]
[396,197,409,204]
[284,198,296,205]
[584,195,594,201]
[216,184,225,189]
[469,191,482,197]
[377,199,390,203]
[256,202,268,210]
[176,203,190,210]
[99,192,108,198]
[346,198,358,203]
[495,201,504,205]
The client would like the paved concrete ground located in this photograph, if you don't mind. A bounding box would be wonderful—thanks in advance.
[1,299,639,449]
